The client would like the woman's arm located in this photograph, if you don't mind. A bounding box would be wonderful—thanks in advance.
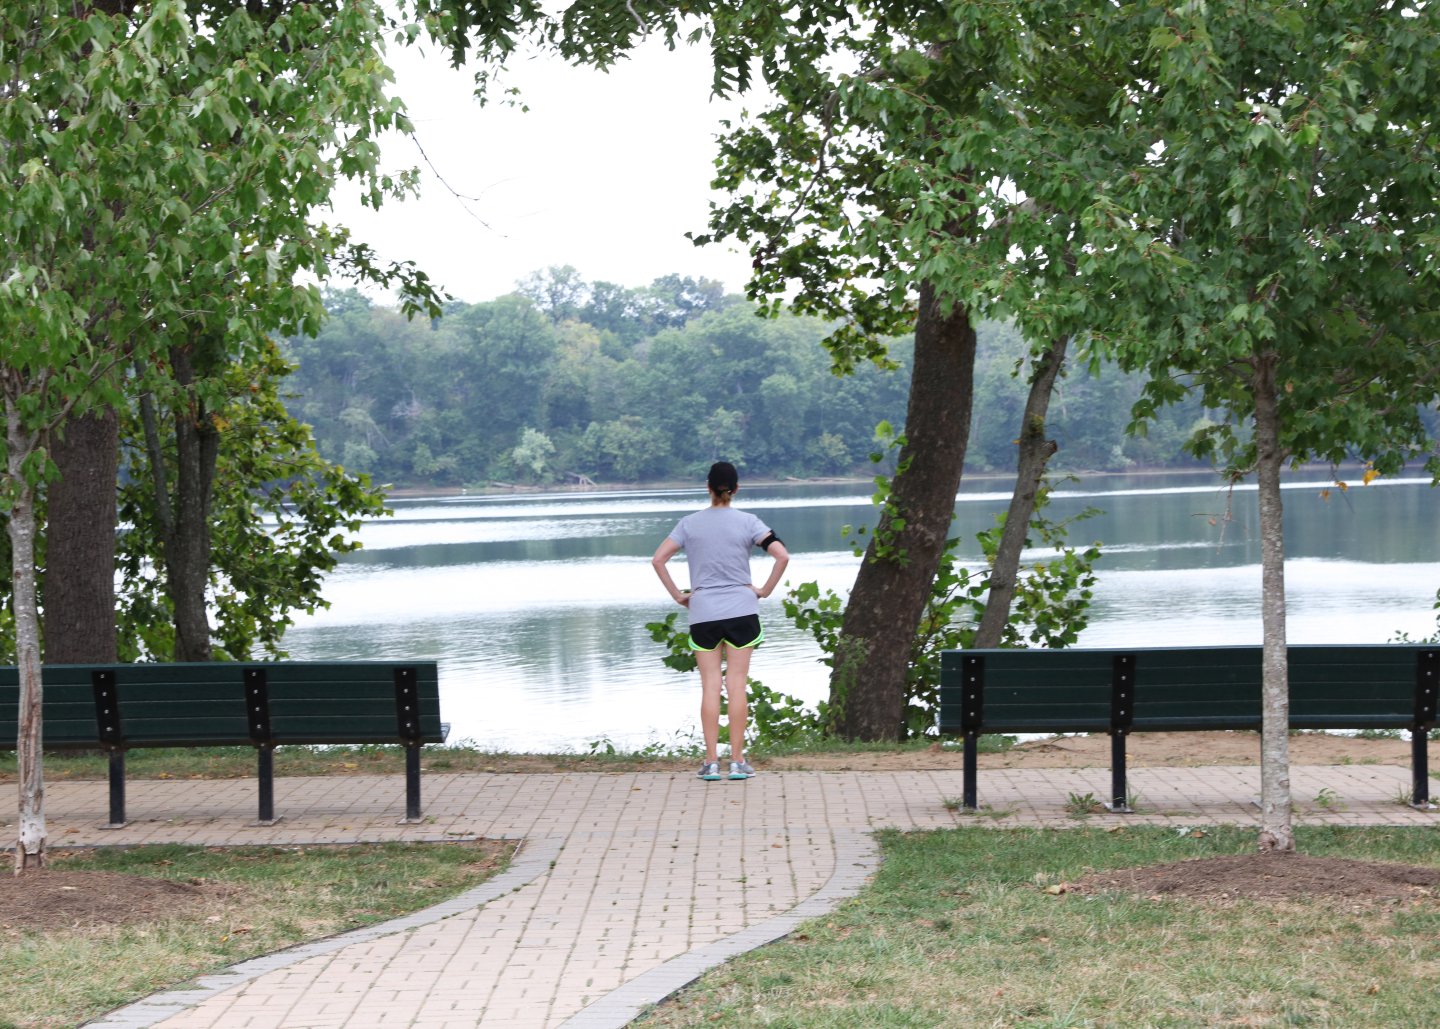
[651,537,690,606]
[753,541,790,599]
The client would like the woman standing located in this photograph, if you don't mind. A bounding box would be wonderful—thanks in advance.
[652,462,790,781]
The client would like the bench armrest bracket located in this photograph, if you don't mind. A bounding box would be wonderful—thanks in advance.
[245,667,273,744]
[1415,650,1438,728]
[394,666,425,741]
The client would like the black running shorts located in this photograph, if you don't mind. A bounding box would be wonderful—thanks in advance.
[688,614,764,652]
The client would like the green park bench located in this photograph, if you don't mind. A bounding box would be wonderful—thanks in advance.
[0,661,446,827]
[939,645,1439,812]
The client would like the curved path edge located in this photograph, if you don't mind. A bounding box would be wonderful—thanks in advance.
[86,836,566,1029]
[557,828,880,1029]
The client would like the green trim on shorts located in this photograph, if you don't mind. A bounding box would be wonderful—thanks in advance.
[687,628,765,652]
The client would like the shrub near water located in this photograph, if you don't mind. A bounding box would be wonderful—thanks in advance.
[636,826,1440,1028]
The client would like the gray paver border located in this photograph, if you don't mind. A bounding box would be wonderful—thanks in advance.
[556,828,880,1029]
[84,835,564,1029]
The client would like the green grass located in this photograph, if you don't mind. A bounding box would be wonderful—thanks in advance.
[0,840,510,1029]
[634,826,1440,1028]
[0,734,1016,782]
[0,743,692,781]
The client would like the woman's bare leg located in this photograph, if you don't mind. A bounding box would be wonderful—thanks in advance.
[696,647,724,763]
[722,643,753,763]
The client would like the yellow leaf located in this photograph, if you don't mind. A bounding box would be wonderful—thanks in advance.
[1362,467,1380,485]
[1337,480,1349,492]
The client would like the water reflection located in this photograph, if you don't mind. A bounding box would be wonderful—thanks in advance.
[280,472,1439,752]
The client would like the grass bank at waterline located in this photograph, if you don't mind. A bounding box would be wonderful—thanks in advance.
[635,826,1440,1029]
[0,736,1018,782]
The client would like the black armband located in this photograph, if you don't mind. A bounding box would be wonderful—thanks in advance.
[757,531,783,553]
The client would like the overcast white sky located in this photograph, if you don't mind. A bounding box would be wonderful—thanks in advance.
[328,32,760,304]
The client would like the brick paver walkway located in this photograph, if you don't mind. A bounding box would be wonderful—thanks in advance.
[43,761,1428,1028]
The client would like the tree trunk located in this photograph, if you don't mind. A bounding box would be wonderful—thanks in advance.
[973,334,1067,649]
[1252,353,1294,852]
[43,407,120,663]
[827,282,978,739]
[6,403,46,873]
[164,346,218,662]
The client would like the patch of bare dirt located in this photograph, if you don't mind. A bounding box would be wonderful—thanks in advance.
[435,730,1408,773]
[760,730,1412,772]
[0,867,229,934]
[777,733,1437,907]
[1070,852,1440,905]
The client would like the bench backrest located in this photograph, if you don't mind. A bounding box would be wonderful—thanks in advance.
[0,661,444,750]
[1131,647,1262,730]
[940,645,1438,734]
[1286,645,1429,729]
[938,647,1121,734]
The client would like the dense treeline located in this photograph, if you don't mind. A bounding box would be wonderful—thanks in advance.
[282,267,1214,488]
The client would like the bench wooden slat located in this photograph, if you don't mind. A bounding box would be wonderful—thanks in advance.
[114,724,254,745]
[0,718,99,747]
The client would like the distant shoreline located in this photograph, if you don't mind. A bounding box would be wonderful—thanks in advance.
[381,465,1241,501]
[385,474,869,500]
[382,460,1397,501]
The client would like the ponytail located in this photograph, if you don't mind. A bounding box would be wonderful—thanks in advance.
[706,461,739,497]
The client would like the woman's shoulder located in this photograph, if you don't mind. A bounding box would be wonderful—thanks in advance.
[723,506,767,532]
[684,504,763,525]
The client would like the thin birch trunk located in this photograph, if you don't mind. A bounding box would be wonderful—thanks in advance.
[1252,354,1294,852]
[973,335,1067,649]
[6,401,46,872]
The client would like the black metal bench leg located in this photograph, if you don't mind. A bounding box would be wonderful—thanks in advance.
[1108,731,1133,813]
[255,745,281,826]
[400,743,424,823]
[1413,728,1434,810]
[962,731,978,811]
[102,749,127,829]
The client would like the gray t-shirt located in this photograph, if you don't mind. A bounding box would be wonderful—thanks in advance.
[668,506,772,624]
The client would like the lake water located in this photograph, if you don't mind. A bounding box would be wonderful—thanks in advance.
[279,471,1439,752]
